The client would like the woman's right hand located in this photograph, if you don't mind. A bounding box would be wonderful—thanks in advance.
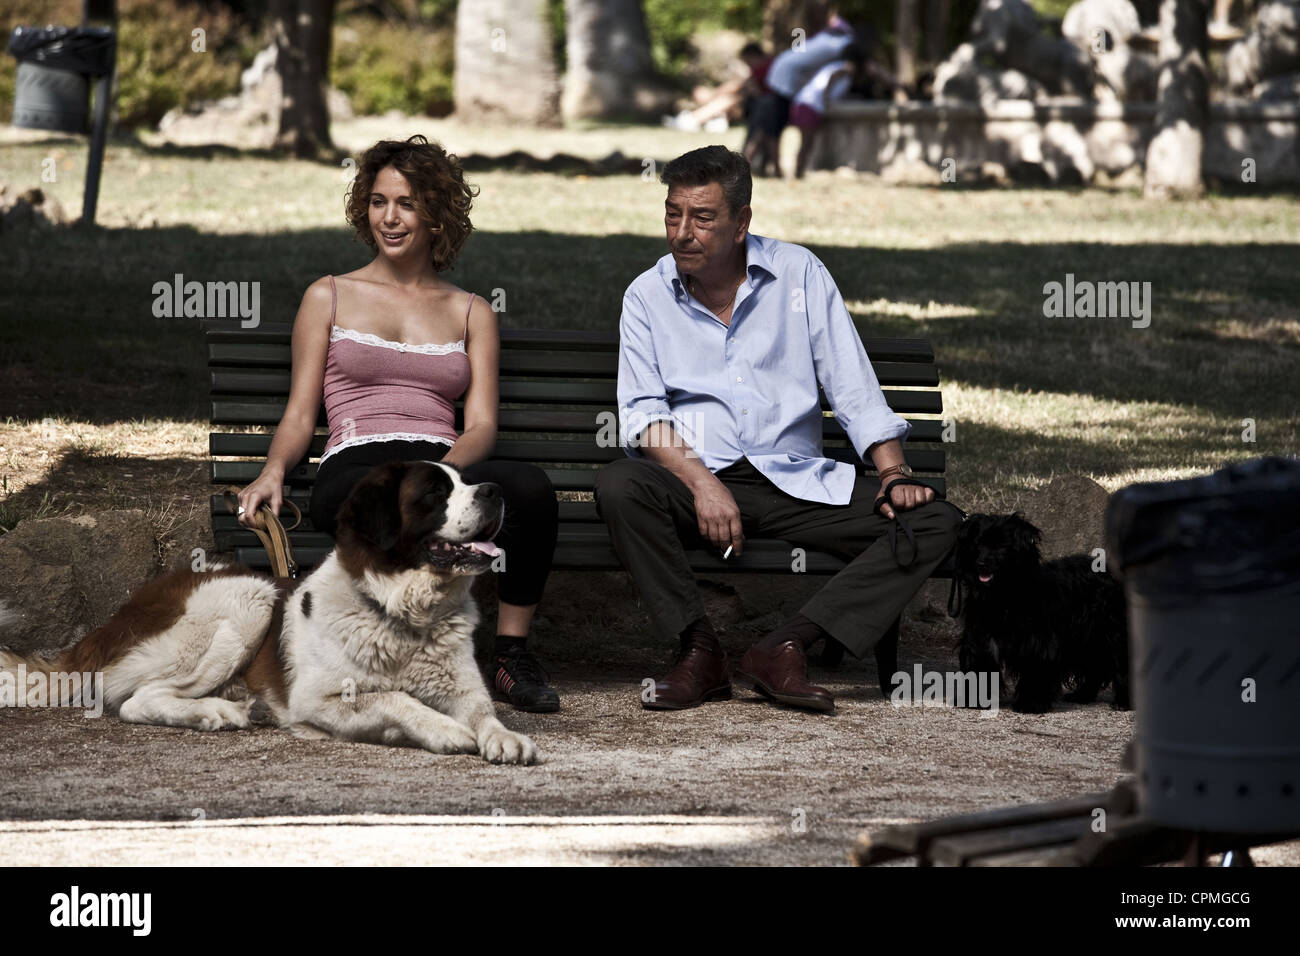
[236,471,284,527]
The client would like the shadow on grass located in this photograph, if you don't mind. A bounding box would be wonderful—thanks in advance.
[1,226,1297,424]
[0,447,207,532]
[123,131,661,176]
[942,419,1275,491]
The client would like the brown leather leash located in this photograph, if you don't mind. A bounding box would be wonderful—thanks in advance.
[223,492,302,580]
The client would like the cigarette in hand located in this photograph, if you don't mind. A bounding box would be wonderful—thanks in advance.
[723,545,733,560]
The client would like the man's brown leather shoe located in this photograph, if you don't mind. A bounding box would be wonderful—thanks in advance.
[643,644,732,710]
[737,641,834,712]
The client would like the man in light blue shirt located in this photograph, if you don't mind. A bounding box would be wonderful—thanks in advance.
[594,146,961,713]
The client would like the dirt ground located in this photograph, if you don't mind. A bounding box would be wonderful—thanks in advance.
[4,614,1296,867]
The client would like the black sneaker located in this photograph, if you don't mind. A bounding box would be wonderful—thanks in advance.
[492,648,560,713]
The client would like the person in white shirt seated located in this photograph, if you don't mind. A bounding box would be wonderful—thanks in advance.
[595,146,962,713]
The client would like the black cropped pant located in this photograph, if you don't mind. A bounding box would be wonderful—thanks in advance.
[309,439,558,606]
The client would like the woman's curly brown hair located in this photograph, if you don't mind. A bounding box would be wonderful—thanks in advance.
[344,134,479,272]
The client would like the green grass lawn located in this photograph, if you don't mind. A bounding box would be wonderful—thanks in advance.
[1,116,1297,532]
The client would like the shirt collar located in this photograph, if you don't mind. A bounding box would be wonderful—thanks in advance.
[662,233,776,299]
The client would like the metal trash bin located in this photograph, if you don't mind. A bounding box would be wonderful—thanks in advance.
[7,19,117,225]
[9,26,115,133]
[1106,456,1300,833]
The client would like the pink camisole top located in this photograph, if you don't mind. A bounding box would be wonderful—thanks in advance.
[319,274,473,465]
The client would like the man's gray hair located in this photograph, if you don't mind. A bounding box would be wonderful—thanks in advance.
[660,146,752,217]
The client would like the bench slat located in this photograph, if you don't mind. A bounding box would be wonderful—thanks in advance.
[210,359,939,392]
[209,434,946,472]
[228,539,859,574]
[215,498,614,527]
[211,386,944,420]
[204,324,936,364]
[211,348,937,386]
[210,450,946,486]
[212,497,963,528]
[203,413,946,444]
[210,400,324,426]
[231,537,953,577]
[211,459,946,497]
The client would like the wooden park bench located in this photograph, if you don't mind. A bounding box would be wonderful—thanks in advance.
[204,322,952,685]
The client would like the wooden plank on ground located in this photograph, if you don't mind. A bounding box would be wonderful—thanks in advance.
[929,817,1091,866]
[853,790,1115,866]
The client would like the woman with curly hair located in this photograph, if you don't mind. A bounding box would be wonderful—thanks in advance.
[236,135,561,713]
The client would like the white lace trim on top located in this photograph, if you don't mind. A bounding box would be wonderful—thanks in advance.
[319,431,455,465]
[331,325,466,355]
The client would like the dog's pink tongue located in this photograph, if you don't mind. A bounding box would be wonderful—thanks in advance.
[469,541,502,557]
[979,573,993,583]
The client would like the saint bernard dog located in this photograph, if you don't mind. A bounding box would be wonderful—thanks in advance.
[0,461,537,764]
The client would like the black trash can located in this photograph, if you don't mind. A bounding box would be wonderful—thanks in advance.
[1106,456,1300,833]
[9,25,116,133]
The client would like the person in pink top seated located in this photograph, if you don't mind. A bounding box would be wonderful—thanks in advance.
[236,135,560,713]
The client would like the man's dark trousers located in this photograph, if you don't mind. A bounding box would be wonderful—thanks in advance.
[594,456,961,658]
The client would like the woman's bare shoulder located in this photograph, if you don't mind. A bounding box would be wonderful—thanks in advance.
[292,276,337,329]
[466,288,497,323]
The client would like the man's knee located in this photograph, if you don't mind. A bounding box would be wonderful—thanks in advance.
[917,500,963,548]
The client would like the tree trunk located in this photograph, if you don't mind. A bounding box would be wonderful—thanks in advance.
[454,0,561,125]
[896,0,919,97]
[764,0,820,53]
[1144,0,1210,198]
[925,0,952,65]
[562,0,668,121]
[271,0,337,159]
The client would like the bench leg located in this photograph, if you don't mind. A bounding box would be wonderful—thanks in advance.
[817,637,846,669]
[874,616,901,698]
[816,616,901,696]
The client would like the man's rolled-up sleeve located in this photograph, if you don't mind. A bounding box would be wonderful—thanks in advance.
[617,291,677,458]
[806,260,911,460]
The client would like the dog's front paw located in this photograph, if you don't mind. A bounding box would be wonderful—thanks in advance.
[479,726,538,765]
[424,722,479,755]
[197,698,252,731]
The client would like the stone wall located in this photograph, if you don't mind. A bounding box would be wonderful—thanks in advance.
[816,98,1300,186]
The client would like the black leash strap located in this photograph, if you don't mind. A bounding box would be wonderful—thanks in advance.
[947,573,965,618]
[872,477,968,576]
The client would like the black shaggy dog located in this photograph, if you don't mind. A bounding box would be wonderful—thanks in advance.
[953,513,1131,713]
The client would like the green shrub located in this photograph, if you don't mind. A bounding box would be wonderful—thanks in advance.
[113,0,248,127]
[639,0,761,80]
[331,18,454,117]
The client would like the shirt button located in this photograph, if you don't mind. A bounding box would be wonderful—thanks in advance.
[742,408,749,415]
[736,376,743,383]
